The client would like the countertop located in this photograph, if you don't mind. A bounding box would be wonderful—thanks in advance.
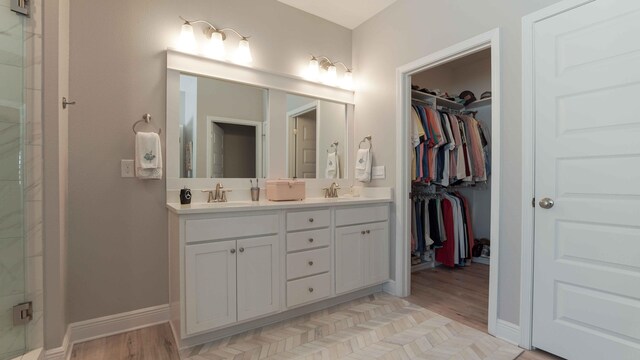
[166,196,392,215]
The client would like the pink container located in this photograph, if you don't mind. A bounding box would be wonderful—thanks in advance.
[266,179,306,201]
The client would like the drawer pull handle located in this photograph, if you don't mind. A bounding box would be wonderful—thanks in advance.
[230,249,236,254]
[308,238,314,243]
[308,287,314,293]
[308,218,314,223]
[308,261,314,266]
[366,230,370,234]
[239,247,245,253]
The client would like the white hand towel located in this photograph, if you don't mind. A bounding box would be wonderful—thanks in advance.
[355,149,372,183]
[325,152,339,179]
[135,132,162,180]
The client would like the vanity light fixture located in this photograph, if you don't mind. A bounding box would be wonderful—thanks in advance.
[178,16,252,64]
[306,55,353,89]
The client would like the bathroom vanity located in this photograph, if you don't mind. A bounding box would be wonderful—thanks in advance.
[165,50,391,348]
[167,197,391,348]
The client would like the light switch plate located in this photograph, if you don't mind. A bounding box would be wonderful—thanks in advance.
[372,166,386,180]
[121,160,134,178]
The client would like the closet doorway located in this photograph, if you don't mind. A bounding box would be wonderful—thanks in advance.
[394,29,502,337]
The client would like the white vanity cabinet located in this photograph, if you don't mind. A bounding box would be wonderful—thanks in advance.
[285,209,332,308]
[335,205,390,294]
[173,212,281,337]
[168,199,391,348]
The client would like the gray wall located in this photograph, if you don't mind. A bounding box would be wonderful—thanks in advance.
[68,0,351,323]
[352,0,563,325]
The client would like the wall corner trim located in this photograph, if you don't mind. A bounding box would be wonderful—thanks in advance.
[495,319,521,346]
[45,304,170,360]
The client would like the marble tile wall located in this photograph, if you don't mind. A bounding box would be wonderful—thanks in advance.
[0,0,43,358]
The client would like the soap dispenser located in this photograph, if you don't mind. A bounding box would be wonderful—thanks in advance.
[180,187,192,204]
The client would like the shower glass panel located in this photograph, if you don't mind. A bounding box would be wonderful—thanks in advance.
[0,3,26,360]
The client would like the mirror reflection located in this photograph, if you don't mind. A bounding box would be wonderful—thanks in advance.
[179,74,267,178]
[286,94,346,179]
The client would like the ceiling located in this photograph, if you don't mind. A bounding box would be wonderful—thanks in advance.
[277,0,398,29]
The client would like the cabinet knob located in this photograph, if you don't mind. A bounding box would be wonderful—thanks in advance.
[361,231,366,235]
[308,287,314,293]
[230,249,236,254]
[239,247,245,253]
[308,218,314,223]
[308,261,314,266]
[366,230,370,234]
[308,238,314,243]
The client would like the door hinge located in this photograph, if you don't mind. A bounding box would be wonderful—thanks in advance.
[11,0,30,17]
[532,197,535,208]
[13,302,33,326]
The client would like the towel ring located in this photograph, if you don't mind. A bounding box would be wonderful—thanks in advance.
[132,114,162,135]
[358,135,372,150]
[327,141,339,153]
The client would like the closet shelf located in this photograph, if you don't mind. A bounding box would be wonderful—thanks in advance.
[465,97,492,110]
[411,90,464,111]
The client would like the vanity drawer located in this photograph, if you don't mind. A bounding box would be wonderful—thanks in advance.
[335,205,389,227]
[287,247,330,280]
[286,209,330,231]
[287,228,330,252]
[287,272,330,308]
[185,214,279,243]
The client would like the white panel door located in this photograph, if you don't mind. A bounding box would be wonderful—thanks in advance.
[533,1,640,358]
[335,224,365,294]
[294,112,317,179]
[236,235,280,321]
[185,240,236,334]
[364,221,390,286]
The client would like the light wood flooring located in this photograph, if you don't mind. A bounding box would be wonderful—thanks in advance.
[408,264,562,360]
[70,265,562,359]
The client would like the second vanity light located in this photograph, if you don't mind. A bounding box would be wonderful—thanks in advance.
[306,55,353,89]
[178,16,253,64]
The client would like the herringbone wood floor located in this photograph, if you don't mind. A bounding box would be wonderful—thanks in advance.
[71,266,563,359]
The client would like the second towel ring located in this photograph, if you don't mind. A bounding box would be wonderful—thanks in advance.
[358,135,372,150]
[132,114,162,135]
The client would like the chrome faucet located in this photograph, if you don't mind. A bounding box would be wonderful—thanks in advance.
[323,182,340,198]
[203,182,232,203]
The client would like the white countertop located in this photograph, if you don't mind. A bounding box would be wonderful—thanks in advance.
[166,196,392,215]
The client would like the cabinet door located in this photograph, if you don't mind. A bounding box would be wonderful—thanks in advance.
[185,240,236,334]
[365,221,390,286]
[335,224,365,294]
[237,235,280,321]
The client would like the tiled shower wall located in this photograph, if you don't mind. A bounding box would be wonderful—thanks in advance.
[0,0,43,358]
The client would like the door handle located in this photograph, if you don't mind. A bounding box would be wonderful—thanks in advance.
[62,97,76,109]
[539,198,555,209]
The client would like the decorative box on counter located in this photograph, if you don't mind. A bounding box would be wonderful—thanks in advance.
[265,179,306,201]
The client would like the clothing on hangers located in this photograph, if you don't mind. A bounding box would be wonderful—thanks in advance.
[410,103,490,186]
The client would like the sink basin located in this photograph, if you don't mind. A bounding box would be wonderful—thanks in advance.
[202,201,253,208]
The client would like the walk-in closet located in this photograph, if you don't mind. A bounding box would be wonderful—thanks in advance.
[406,49,494,332]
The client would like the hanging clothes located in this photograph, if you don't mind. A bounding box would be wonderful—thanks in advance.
[410,102,490,187]
[410,189,475,268]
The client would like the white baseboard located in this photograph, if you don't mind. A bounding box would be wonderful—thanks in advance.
[382,280,396,296]
[45,304,169,360]
[495,319,521,346]
[44,329,70,360]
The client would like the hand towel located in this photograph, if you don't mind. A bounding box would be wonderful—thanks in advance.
[325,152,339,179]
[135,132,162,180]
[355,148,372,183]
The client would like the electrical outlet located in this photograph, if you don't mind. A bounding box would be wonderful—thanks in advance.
[372,166,386,180]
[121,160,134,178]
